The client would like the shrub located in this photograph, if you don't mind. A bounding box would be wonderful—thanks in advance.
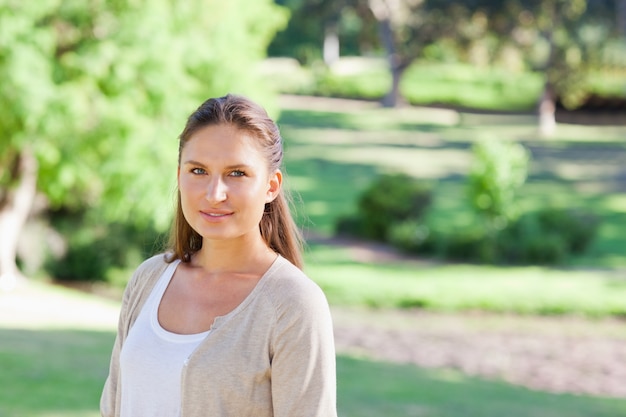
[45,210,163,282]
[468,139,529,232]
[496,208,600,265]
[390,207,600,266]
[336,173,433,241]
[388,220,436,254]
[536,208,600,254]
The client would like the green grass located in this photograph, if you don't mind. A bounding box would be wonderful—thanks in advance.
[2,284,625,417]
[0,328,114,417]
[279,104,626,271]
[401,62,544,111]
[338,355,626,417]
[275,96,626,318]
[264,56,626,111]
[304,243,626,316]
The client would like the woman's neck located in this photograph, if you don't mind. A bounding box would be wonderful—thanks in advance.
[192,234,276,274]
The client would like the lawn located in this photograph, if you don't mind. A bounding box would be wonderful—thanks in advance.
[304,243,626,316]
[275,95,626,318]
[279,100,626,247]
[2,283,625,417]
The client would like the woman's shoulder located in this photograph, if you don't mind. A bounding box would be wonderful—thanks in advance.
[132,253,171,279]
[264,256,329,310]
[269,256,318,289]
[126,253,172,292]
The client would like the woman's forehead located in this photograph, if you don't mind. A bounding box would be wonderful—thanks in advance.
[182,125,266,163]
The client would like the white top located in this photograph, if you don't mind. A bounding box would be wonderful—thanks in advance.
[119,260,210,417]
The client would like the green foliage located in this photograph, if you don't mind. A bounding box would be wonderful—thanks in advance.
[44,210,164,282]
[1,0,288,230]
[468,139,530,231]
[336,173,433,241]
[389,206,600,266]
[268,0,376,64]
[336,148,599,266]
[388,220,436,254]
[496,208,600,264]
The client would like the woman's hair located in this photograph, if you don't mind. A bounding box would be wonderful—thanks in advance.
[166,94,304,269]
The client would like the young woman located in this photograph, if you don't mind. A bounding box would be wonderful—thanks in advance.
[100,94,337,417]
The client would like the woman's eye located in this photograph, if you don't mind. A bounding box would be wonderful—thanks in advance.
[191,167,206,175]
[230,170,245,177]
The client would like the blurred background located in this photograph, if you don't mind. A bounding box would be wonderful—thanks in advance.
[1,1,626,416]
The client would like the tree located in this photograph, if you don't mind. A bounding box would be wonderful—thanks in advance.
[365,0,488,107]
[0,0,287,289]
[483,0,620,135]
[527,0,588,135]
[269,0,374,64]
[367,0,432,107]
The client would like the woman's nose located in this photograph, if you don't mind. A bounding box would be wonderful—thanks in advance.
[205,177,227,203]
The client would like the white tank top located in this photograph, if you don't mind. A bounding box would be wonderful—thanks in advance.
[119,260,210,417]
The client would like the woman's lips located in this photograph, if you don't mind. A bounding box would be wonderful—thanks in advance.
[200,210,233,221]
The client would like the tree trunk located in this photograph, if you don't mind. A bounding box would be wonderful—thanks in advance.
[0,148,38,291]
[618,0,626,37]
[538,82,556,137]
[376,15,406,107]
[537,1,557,137]
[323,23,340,67]
[382,63,407,108]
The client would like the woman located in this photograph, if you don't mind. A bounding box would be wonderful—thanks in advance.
[101,94,337,417]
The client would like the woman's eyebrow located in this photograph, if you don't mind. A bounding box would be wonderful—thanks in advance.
[182,159,206,167]
[182,160,253,170]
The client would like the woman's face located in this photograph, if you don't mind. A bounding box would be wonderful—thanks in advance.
[178,123,281,244]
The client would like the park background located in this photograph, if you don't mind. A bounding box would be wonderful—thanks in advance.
[1,0,626,416]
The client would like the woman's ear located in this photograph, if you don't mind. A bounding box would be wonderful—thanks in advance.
[266,169,282,203]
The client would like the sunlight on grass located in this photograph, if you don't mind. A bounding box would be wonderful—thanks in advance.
[305,245,626,316]
[0,283,118,417]
[602,195,626,213]
[0,281,119,330]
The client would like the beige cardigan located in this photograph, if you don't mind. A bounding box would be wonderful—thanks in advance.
[100,254,337,417]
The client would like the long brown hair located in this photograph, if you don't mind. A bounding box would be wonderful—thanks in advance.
[166,94,304,269]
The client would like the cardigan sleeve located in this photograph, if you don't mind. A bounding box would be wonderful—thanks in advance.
[100,270,136,417]
[269,273,338,417]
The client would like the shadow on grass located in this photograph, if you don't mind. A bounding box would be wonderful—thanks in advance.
[279,109,450,133]
[0,328,115,417]
[285,157,382,234]
[338,355,626,417]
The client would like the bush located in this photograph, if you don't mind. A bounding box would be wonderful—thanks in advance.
[336,173,433,241]
[496,208,600,265]
[536,208,600,254]
[388,220,436,254]
[468,139,529,232]
[45,210,164,282]
[337,173,599,266]
[390,207,600,266]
